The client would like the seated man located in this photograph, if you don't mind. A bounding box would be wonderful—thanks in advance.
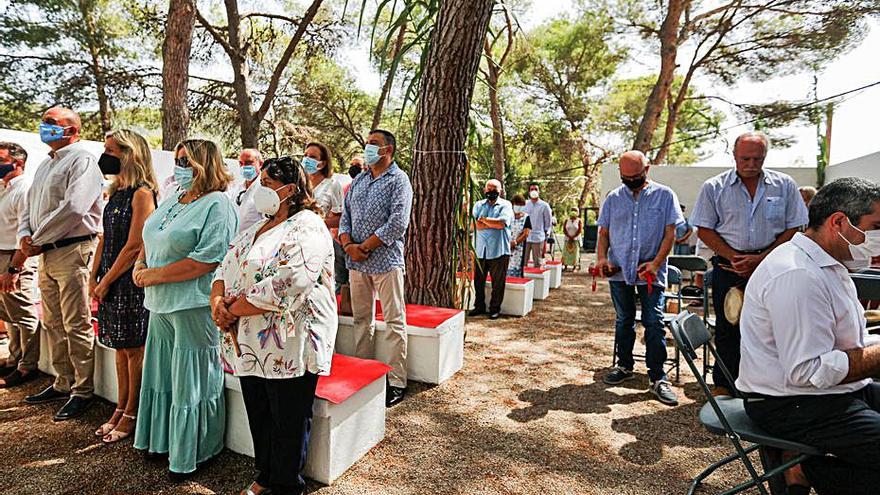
[738,177,880,494]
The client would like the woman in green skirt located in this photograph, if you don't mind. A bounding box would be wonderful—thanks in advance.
[132,139,238,478]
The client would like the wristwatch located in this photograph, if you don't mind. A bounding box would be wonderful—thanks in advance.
[7,266,21,275]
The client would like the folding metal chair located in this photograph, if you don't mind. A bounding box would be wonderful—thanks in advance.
[670,312,824,495]
[611,266,682,381]
[852,273,880,333]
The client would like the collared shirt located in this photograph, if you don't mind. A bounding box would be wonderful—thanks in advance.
[339,162,413,274]
[597,181,683,287]
[690,168,808,252]
[0,175,29,250]
[313,177,344,216]
[737,233,876,396]
[472,198,513,260]
[523,199,552,243]
[227,179,264,233]
[18,142,104,245]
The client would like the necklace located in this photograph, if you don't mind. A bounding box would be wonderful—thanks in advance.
[158,191,204,231]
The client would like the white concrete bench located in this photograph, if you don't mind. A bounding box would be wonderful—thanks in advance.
[523,267,551,300]
[225,354,391,485]
[486,276,535,317]
[335,299,465,385]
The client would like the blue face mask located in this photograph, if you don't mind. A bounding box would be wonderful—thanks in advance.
[514,205,524,214]
[39,122,68,143]
[302,156,320,175]
[174,165,194,191]
[241,165,258,181]
[364,144,382,166]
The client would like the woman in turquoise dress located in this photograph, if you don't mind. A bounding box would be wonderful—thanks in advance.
[132,139,238,478]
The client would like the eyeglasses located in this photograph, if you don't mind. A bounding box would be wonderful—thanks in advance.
[175,156,190,168]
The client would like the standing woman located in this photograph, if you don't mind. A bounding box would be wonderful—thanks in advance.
[211,156,337,495]
[90,129,158,443]
[133,139,238,478]
[507,194,532,278]
[562,208,583,271]
[303,142,346,292]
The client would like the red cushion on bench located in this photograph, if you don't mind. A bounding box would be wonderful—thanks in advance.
[316,354,391,404]
[336,295,462,328]
[523,267,549,274]
[487,275,531,285]
[545,260,561,265]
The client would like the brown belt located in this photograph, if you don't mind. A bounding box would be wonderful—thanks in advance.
[0,249,16,255]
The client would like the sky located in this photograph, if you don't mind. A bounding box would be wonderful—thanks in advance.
[342,0,880,169]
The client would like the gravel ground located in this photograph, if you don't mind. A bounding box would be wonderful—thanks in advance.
[0,257,761,495]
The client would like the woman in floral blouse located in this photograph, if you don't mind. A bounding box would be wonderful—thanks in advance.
[211,156,337,495]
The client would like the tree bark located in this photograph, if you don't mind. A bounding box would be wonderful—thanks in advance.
[487,67,506,183]
[405,0,495,308]
[78,0,111,134]
[371,20,407,130]
[161,0,195,150]
[632,0,687,153]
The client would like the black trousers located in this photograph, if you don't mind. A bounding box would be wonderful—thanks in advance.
[744,383,880,495]
[474,255,510,313]
[710,256,747,391]
[239,373,320,495]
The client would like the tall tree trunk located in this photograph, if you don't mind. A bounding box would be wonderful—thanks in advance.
[371,20,407,130]
[161,0,195,150]
[78,0,111,134]
[651,65,695,165]
[405,0,495,308]
[632,0,686,153]
[486,60,505,183]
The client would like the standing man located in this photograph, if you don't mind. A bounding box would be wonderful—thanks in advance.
[470,179,513,320]
[0,142,41,388]
[691,131,808,396]
[737,178,880,494]
[597,151,683,406]
[229,148,264,232]
[339,129,413,407]
[523,183,552,268]
[674,204,694,255]
[19,107,104,421]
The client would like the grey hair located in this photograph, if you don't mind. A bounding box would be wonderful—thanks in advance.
[808,177,880,229]
[0,141,27,164]
[486,178,503,191]
[733,131,770,153]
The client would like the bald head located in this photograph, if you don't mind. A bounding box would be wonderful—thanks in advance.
[619,151,649,176]
[733,131,768,179]
[41,107,82,149]
[239,148,262,165]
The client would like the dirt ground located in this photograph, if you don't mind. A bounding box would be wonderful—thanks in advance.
[0,258,759,495]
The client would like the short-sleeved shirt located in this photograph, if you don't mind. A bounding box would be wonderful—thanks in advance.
[690,169,808,253]
[523,199,552,243]
[142,191,239,313]
[313,177,344,216]
[339,162,413,274]
[472,198,514,260]
[227,179,264,233]
[597,182,683,287]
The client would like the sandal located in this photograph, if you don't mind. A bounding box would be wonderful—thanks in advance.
[95,408,124,437]
[0,369,37,388]
[240,482,272,495]
[102,414,136,444]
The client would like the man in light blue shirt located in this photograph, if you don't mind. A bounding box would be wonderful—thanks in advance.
[596,150,683,406]
[471,179,513,320]
[523,184,552,268]
[690,131,809,395]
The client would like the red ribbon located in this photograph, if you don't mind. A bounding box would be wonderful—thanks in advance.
[645,272,655,294]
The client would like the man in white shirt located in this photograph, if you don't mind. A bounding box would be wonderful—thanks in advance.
[523,183,552,268]
[737,177,880,494]
[0,142,41,389]
[17,107,104,421]
[228,148,264,232]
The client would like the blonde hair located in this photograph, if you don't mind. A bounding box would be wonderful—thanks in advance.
[106,129,158,196]
[175,139,233,195]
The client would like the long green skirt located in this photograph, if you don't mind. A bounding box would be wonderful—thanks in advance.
[134,306,225,473]
[562,239,581,267]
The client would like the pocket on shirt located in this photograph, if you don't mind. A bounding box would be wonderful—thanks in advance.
[764,197,785,224]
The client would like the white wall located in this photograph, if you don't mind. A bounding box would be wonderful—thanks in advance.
[600,163,818,210]
[825,151,880,184]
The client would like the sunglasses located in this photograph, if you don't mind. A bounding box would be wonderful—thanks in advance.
[175,156,190,168]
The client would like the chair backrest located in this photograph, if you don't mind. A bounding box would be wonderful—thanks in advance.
[851,274,880,301]
[667,265,682,286]
[670,312,737,391]
[668,255,709,273]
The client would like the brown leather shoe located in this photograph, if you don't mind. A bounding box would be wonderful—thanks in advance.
[711,385,732,397]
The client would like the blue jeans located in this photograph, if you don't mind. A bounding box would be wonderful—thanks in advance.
[609,281,667,382]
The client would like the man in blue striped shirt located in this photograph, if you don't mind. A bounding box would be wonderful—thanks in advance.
[691,131,809,396]
[471,179,514,320]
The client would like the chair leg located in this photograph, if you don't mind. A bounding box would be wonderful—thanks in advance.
[726,439,771,495]
[687,445,761,495]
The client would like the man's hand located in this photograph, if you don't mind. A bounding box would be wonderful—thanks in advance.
[594,258,614,278]
[345,243,369,262]
[20,236,40,257]
[721,253,762,278]
[133,267,162,288]
[637,261,659,280]
[475,217,488,230]
[0,273,18,293]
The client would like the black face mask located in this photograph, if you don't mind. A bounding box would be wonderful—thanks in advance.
[485,190,500,201]
[348,165,362,179]
[98,153,121,175]
[0,163,14,179]
[621,175,646,190]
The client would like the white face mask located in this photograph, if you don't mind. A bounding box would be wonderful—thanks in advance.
[529,190,539,200]
[839,217,880,268]
[253,184,289,216]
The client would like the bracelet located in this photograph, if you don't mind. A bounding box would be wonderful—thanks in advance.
[342,242,353,250]
[134,260,147,268]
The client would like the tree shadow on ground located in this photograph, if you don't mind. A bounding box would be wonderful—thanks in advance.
[507,370,657,423]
